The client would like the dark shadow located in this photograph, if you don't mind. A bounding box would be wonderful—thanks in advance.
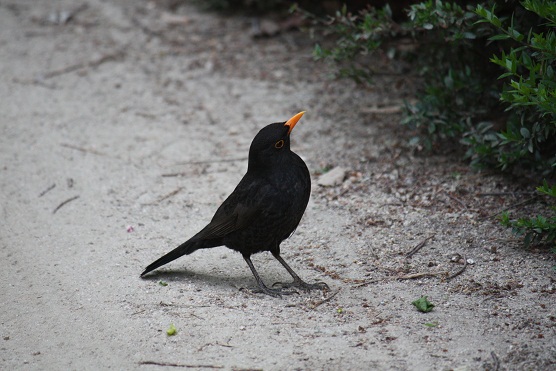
[139,266,288,292]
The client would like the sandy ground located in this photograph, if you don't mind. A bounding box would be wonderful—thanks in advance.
[1,0,555,370]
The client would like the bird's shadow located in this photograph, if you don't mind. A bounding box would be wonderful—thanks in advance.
[140,267,284,293]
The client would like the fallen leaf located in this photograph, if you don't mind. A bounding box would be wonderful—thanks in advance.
[166,323,176,336]
[412,296,435,313]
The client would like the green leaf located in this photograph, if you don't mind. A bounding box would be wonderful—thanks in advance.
[520,127,531,138]
[547,65,554,79]
[159,281,168,286]
[412,296,435,313]
[524,233,533,247]
[166,323,177,336]
[313,44,324,59]
[489,34,511,41]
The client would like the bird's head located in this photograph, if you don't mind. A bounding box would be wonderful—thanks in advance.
[248,111,305,171]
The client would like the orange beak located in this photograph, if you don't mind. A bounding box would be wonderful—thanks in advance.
[284,111,305,135]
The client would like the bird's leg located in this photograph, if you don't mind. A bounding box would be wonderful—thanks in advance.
[271,253,329,291]
[242,255,297,298]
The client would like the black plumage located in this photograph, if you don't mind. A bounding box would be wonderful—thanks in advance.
[140,112,327,296]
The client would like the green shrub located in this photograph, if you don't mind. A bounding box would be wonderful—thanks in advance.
[312,4,396,83]
[474,1,556,174]
[500,181,556,247]
[306,0,556,247]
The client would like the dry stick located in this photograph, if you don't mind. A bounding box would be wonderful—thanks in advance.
[42,50,125,79]
[398,253,469,281]
[39,183,56,197]
[52,195,79,214]
[360,105,402,114]
[446,256,468,281]
[398,272,446,280]
[480,196,538,220]
[161,172,191,178]
[197,342,233,352]
[477,192,536,197]
[61,143,106,156]
[145,188,183,205]
[310,289,340,309]
[406,234,435,258]
[352,278,384,288]
[138,361,223,368]
[379,202,403,208]
[491,351,501,371]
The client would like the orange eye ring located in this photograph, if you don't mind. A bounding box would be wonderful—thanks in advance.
[275,140,284,149]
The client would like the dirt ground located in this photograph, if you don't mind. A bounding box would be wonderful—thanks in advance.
[1,0,555,370]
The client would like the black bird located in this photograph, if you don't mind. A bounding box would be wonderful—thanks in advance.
[141,112,328,297]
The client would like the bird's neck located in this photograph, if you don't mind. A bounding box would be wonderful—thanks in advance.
[247,152,293,175]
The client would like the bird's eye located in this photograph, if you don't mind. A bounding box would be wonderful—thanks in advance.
[275,140,284,149]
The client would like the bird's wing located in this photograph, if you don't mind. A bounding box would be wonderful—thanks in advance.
[194,203,259,240]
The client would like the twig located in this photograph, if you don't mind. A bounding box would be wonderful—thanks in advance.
[379,202,403,208]
[39,183,56,197]
[480,196,538,220]
[397,255,469,281]
[197,342,233,352]
[491,351,500,371]
[138,361,223,368]
[61,143,106,156]
[52,195,79,214]
[352,278,383,288]
[310,289,340,309]
[41,50,125,79]
[398,271,446,280]
[361,105,402,114]
[144,188,183,205]
[161,172,196,178]
[446,256,468,281]
[477,192,535,197]
[189,312,205,320]
[406,234,435,258]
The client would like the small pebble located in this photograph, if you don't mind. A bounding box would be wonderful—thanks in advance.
[318,167,347,187]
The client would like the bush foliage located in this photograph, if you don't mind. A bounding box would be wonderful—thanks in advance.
[308,0,556,247]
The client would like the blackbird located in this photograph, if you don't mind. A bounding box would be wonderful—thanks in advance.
[141,111,328,297]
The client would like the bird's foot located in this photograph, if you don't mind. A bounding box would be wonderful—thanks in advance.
[273,279,329,292]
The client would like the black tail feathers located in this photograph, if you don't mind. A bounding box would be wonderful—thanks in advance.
[140,239,202,277]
